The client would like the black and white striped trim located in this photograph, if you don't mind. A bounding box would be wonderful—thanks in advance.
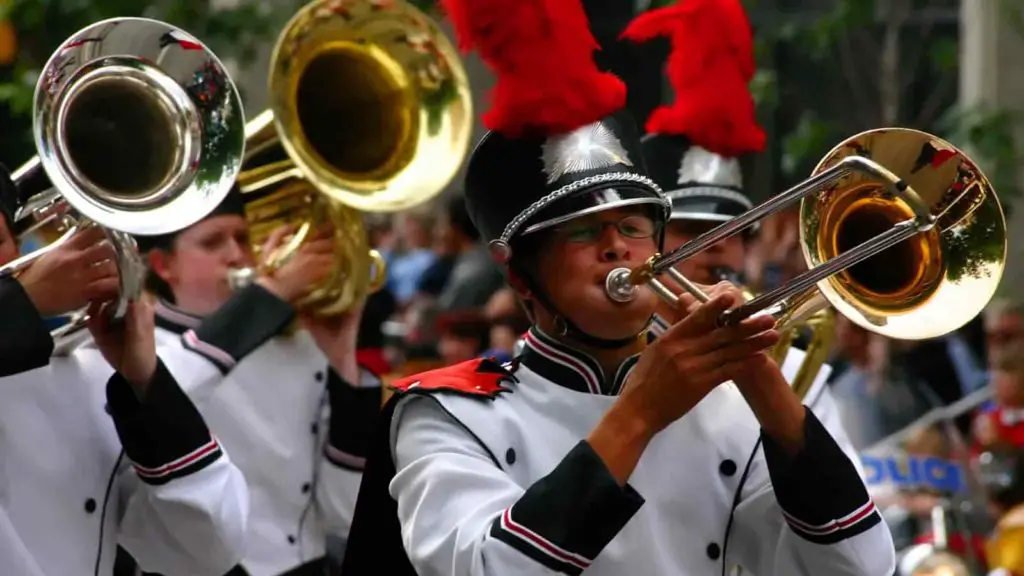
[782,500,881,545]
[522,330,602,394]
[182,329,237,372]
[649,314,670,338]
[491,505,593,574]
[155,300,202,331]
[131,438,223,486]
[499,172,666,244]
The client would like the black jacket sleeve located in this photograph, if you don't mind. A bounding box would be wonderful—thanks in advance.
[0,274,53,376]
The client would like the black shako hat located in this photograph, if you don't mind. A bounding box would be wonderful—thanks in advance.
[134,182,246,252]
[444,0,668,266]
[623,0,765,227]
[465,111,667,262]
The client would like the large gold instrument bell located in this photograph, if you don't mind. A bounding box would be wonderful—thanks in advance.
[2,18,244,348]
[611,127,1005,343]
[230,0,473,316]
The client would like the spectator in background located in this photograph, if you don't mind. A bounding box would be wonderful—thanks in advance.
[434,194,505,312]
[434,310,490,365]
[386,207,438,307]
[973,299,1024,451]
[830,316,939,450]
[480,287,530,362]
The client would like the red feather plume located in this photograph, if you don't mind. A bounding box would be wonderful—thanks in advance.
[621,0,765,157]
[440,0,626,138]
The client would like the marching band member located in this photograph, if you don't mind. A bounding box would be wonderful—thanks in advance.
[340,0,896,574]
[624,0,862,500]
[0,163,120,375]
[0,167,250,575]
[132,186,382,576]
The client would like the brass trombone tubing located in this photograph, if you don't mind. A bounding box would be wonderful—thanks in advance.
[604,155,937,325]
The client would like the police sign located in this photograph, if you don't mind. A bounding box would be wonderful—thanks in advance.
[860,454,966,494]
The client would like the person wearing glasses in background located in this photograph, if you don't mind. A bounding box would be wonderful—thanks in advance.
[0,163,249,575]
[628,2,862,559]
[338,0,896,575]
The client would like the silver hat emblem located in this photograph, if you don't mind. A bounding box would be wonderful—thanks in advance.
[541,122,633,184]
[677,146,743,189]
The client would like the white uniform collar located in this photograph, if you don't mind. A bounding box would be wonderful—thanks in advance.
[518,328,640,396]
[154,299,202,334]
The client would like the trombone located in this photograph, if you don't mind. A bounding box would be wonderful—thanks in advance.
[2,18,244,347]
[229,0,473,316]
[610,128,1006,344]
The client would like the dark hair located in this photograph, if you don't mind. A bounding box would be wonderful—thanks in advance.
[143,246,177,303]
[447,194,480,241]
[435,309,491,342]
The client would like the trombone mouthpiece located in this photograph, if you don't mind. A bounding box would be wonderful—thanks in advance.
[605,267,640,303]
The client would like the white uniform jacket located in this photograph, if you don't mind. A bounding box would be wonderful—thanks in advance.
[341,327,896,576]
[0,279,249,575]
[150,284,382,576]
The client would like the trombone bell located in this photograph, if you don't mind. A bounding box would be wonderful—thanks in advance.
[607,128,1006,341]
[805,128,1005,340]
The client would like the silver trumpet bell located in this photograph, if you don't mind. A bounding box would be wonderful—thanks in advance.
[1,17,245,349]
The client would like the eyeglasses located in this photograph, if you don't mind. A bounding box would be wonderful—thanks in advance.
[555,214,659,244]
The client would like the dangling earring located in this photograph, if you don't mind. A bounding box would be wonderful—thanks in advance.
[554,315,568,337]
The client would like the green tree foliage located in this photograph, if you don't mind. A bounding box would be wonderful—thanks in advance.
[738,0,1022,212]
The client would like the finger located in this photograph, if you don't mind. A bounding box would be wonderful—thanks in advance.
[84,278,121,303]
[76,240,117,267]
[699,354,771,390]
[306,255,337,280]
[300,238,335,255]
[310,226,335,241]
[85,300,109,334]
[694,338,781,383]
[262,224,298,254]
[687,316,778,355]
[66,224,108,250]
[666,293,736,338]
[84,259,119,283]
[706,332,781,365]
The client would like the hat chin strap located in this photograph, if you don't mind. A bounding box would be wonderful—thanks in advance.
[518,268,650,350]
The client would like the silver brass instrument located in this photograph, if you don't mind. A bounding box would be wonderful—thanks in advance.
[2,17,244,347]
[607,128,1006,342]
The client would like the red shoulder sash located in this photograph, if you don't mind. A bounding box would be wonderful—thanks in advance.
[390,357,515,399]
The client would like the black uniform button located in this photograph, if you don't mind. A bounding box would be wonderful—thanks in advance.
[287,535,296,544]
[302,482,311,494]
[315,371,325,382]
[84,498,97,514]
[310,422,319,435]
[706,543,721,560]
[719,459,737,477]
[505,448,516,465]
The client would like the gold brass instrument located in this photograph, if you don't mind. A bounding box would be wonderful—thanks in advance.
[607,128,1006,344]
[230,0,473,315]
[1,18,244,347]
